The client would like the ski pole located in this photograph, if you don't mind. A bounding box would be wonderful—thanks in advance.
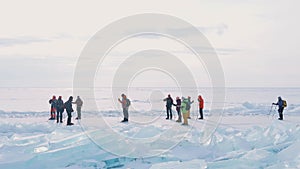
[268,104,273,116]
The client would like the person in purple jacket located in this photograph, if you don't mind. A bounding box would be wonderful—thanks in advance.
[173,97,182,122]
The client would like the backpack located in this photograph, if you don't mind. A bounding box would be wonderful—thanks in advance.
[126,99,131,107]
[186,103,190,111]
[283,100,287,107]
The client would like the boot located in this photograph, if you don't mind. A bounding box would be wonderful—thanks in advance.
[121,118,128,122]
[278,114,283,120]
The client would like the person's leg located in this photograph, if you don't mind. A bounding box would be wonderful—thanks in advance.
[187,110,191,119]
[77,107,81,119]
[60,110,63,122]
[166,107,170,119]
[199,108,203,119]
[278,108,282,120]
[179,110,182,122]
[170,108,172,119]
[183,113,188,125]
[121,108,128,122]
[52,109,56,119]
[50,107,55,119]
[124,108,129,120]
[56,111,59,123]
[67,112,70,124]
[278,107,284,120]
[176,108,180,122]
[67,111,73,125]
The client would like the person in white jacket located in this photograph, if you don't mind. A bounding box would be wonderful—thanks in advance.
[73,96,83,120]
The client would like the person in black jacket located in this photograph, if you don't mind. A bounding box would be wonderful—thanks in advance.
[64,96,74,126]
[56,96,64,123]
[163,94,174,120]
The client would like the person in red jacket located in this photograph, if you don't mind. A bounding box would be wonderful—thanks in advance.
[198,95,204,120]
[48,95,57,120]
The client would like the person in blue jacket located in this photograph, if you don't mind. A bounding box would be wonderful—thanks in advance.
[272,96,285,120]
[56,96,64,123]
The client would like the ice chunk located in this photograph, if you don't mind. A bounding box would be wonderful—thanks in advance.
[34,146,48,153]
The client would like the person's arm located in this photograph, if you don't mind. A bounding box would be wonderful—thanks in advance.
[118,98,123,104]
[72,99,77,104]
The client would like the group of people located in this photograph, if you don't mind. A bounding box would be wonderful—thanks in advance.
[116,93,204,125]
[49,93,286,126]
[163,94,204,125]
[49,95,83,125]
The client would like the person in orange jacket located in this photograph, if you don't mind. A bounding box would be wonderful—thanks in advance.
[198,95,204,120]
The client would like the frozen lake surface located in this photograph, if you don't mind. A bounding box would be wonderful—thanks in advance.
[0,88,299,168]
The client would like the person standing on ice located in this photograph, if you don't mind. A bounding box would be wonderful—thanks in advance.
[48,95,57,120]
[173,97,182,122]
[272,96,287,120]
[198,95,204,120]
[163,94,174,120]
[73,96,83,120]
[56,96,64,123]
[181,97,189,125]
[64,96,74,126]
[118,94,130,122]
[186,96,194,119]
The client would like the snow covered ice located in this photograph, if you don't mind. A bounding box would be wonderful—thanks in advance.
[0,88,300,169]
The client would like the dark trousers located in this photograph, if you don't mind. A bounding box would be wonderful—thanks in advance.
[166,107,172,119]
[176,107,181,121]
[123,108,129,120]
[57,109,63,123]
[199,108,203,119]
[67,110,72,124]
[278,107,284,119]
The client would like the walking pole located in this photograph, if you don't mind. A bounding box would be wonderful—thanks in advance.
[268,104,273,116]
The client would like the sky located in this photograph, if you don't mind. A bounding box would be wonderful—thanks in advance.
[0,0,299,88]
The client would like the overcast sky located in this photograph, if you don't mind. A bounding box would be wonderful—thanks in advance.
[0,0,299,88]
